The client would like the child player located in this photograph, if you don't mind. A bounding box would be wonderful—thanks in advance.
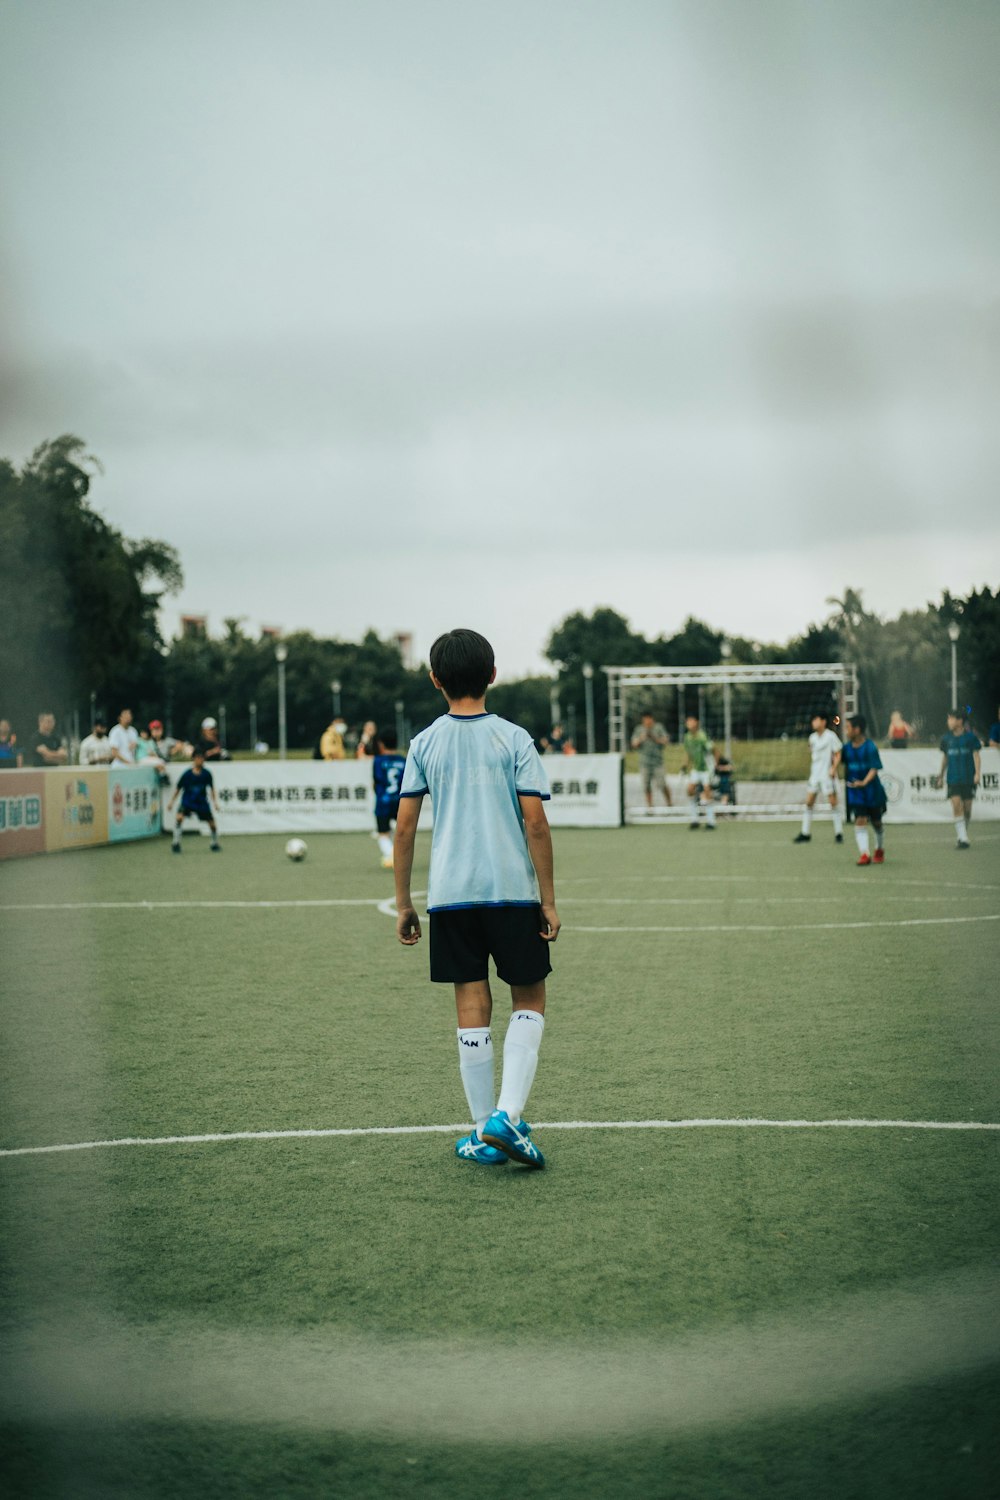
[937,709,982,850]
[373,728,406,868]
[393,629,560,1169]
[793,710,844,844]
[843,715,887,865]
[683,714,716,829]
[167,749,221,853]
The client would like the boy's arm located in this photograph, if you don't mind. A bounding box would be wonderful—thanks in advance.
[519,795,560,942]
[393,796,423,944]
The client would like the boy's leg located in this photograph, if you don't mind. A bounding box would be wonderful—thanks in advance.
[872,816,885,860]
[496,983,546,1125]
[209,818,221,851]
[829,792,844,838]
[687,781,700,826]
[172,812,184,851]
[799,790,816,838]
[455,981,496,1134]
[854,814,870,860]
[703,788,716,829]
[950,792,970,846]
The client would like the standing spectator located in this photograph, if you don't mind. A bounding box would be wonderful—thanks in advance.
[887,710,915,749]
[988,706,1000,749]
[79,717,113,766]
[714,751,736,808]
[194,717,229,762]
[135,725,169,782]
[108,708,139,765]
[32,712,68,767]
[631,711,672,809]
[356,719,378,758]
[320,719,347,760]
[544,723,568,755]
[938,708,982,851]
[0,718,22,769]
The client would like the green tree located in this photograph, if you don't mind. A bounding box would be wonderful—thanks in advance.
[0,436,182,735]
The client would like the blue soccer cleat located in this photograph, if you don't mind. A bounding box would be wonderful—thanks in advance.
[480,1110,545,1169]
[455,1130,508,1166]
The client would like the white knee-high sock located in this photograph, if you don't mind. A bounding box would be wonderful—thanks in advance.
[874,825,884,851]
[955,817,968,842]
[377,833,393,858]
[801,807,813,835]
[832,806,843,835]
[497,1011,545,1124]
[457,1028,494,1132]
[855,825,869,856]
[689,795,701,819]
[705,801,716,827]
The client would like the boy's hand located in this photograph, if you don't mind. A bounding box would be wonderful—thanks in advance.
[539,903,561,942]
[396,905,422,945]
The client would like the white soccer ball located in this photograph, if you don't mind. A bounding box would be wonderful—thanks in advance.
[285,838,308,862]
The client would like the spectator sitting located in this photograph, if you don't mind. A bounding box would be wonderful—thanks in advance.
[194,717,230,761]
[0,718,23,769]
[79,717,113,766]
[108,707,139,765]
[714,752,736,806]
[561,737,577,755]
[149,719,184,759]
[320,718,347,760]
[989,705,1000,749]
[32,712,68,767]
[541,723,567,754]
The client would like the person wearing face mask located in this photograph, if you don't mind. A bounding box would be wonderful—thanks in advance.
[319,718,347,760]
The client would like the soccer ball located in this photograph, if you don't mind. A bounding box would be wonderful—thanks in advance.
[285,838,307,862]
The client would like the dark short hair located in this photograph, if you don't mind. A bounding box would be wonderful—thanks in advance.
[641,708,654,719]
[948,707,967,721]
[429,629,495,700]
[847,714,866,732]
[379,728,399,750]
[93,718,107,729]
[812,709,829,723]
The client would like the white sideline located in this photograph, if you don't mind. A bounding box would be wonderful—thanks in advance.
[574,913,1000,934]
[2,1116,998,1159]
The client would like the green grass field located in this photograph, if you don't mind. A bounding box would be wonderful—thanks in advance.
[2,824,999,1499]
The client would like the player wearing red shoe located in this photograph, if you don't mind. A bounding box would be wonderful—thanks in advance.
[843,715,887,865]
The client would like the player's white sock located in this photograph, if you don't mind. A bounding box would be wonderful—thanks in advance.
[854,826,869,856]
[955,817,968,843]
[377,834,392,859]
[801,807,813,836]
[172,827,181,847]
[874,826,884,851]
[705,802,716,828]
[497,1010,545,1124]
[832,807,843,836]
[689,795,700,820]
[457,1028,494,1132]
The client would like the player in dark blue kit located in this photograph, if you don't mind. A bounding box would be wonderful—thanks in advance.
[937,709,982,849]
[843,714,887,866]
[373,729,406,868]
[167,750,221,853]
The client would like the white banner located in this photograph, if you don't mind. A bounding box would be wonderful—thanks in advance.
[878,748,1000,822]
[163,753,623,834]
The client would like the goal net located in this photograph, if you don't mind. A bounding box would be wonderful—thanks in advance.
[605,663,859,822]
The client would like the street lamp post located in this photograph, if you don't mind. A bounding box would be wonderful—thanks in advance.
[582,663,595,754]
[395,699,405,748]
[947,622,960,707]
[720,641,733,759]
[249,701,258,749]
[331,679,342,720]
[549,684,561,731]
[275,644,288,761]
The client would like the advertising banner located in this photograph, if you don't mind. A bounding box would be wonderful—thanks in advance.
[878,748,1000,822]
[162,754,624,834]
[0,771,47,859]
[108,766,163,842]
[43,769,109,852]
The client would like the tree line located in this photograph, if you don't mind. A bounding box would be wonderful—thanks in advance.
[2,437,997,750]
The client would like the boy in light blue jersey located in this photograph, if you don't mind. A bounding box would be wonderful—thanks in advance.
[394,629,560,1169]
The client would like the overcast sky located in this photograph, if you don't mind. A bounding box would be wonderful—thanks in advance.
[2,0,998,674]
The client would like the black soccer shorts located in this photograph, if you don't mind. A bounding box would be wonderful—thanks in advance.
[429,905,553,986]
[947,782,976,801]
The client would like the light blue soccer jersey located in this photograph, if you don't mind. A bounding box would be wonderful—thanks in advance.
[399,713,550,912]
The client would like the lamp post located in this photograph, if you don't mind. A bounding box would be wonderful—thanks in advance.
[331,679,342,720]
[249,701,258,749]
[582,662,595,754]
[720,640,733,759]
[395,699,405,748]
[947,622,960,707]
[549,684,561,731]
[275,644,288,761]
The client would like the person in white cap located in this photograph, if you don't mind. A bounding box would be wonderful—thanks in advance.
[193,717,229,762]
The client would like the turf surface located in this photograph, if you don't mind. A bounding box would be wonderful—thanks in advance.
[2,823,999,1498]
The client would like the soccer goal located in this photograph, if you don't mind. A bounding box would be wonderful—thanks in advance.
[604,662,860,821]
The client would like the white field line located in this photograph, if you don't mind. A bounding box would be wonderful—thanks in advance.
[3,1116,998,1159]
[573,913,1000,934]
[4,1265,999,1439]
[0,897,386,912]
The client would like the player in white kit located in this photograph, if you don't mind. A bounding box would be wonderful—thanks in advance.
[793,710,844,844]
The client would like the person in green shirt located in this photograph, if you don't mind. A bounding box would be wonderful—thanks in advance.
[683,714,716,830]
